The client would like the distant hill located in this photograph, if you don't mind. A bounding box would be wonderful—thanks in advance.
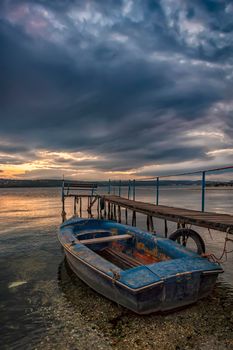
[0,178,232,188]
[0,179,63,188]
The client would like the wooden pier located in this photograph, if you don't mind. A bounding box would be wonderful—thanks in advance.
[101,195,233,235]
[61,182,233,235]
[61,171,233,254]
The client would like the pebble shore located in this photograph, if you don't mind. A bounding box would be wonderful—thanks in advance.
[34,261,233,350]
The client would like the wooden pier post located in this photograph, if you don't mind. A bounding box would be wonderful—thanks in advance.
[97,197,100,219]
[79,197,82,217]
[104,200,107,219]
[62,208,66,223]
[61,180,66,222]
[147,215,150,231]
[114,204,117,221]
[147,215,154,232]
[108,202,111,219]
[74,196,77,216]
[87,196,92,218]
[110,203,113,220]
[118,205,121,223]
[132,211,136,226]
[164,219,168,237]
[125,208,128,224]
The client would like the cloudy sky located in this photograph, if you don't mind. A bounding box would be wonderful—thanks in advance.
[1,0,233,180]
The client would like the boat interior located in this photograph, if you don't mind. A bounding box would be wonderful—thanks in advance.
[73,227,170,270]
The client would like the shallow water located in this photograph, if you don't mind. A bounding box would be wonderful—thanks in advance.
[0,186,232,349]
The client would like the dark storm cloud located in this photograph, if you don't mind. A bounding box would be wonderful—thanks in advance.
[0,0,233,177]
[0,143,29,154]
[62,144,205,172]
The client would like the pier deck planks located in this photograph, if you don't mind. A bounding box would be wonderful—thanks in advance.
[102,195,233,234]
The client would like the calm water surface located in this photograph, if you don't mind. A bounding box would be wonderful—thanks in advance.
[0,187,232,349]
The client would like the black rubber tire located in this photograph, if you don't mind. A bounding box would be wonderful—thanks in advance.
[169,228,205,255]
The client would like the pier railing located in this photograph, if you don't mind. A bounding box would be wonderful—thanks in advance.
[108,165,233,212]
[61,181,98,222]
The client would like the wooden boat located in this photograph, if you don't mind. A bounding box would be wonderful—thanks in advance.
[58,217,223,314]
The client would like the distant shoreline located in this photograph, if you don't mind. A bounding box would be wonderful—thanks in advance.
[0,184,232,189]
[0,178,232,189]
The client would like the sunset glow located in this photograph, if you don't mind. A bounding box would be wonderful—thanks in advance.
[1,0,232,180]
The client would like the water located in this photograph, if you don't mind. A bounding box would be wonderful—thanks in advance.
[0,187,232,349]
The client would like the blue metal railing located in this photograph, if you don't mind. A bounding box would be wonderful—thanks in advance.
[156,177,159,206]
[201,171,206,212]
[108,165,233,212]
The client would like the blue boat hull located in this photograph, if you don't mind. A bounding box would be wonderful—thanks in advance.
[59,218,223,314]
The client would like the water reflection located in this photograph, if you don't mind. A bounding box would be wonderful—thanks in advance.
[0,187,232,349]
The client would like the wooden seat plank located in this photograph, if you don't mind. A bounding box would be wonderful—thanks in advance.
[79,234,133,245]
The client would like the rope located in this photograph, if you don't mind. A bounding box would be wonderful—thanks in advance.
[110,269,121,284]
[208,228,213,240]
[202,229,233,263]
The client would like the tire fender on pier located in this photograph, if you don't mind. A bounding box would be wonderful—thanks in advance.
[169,228,206,255]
